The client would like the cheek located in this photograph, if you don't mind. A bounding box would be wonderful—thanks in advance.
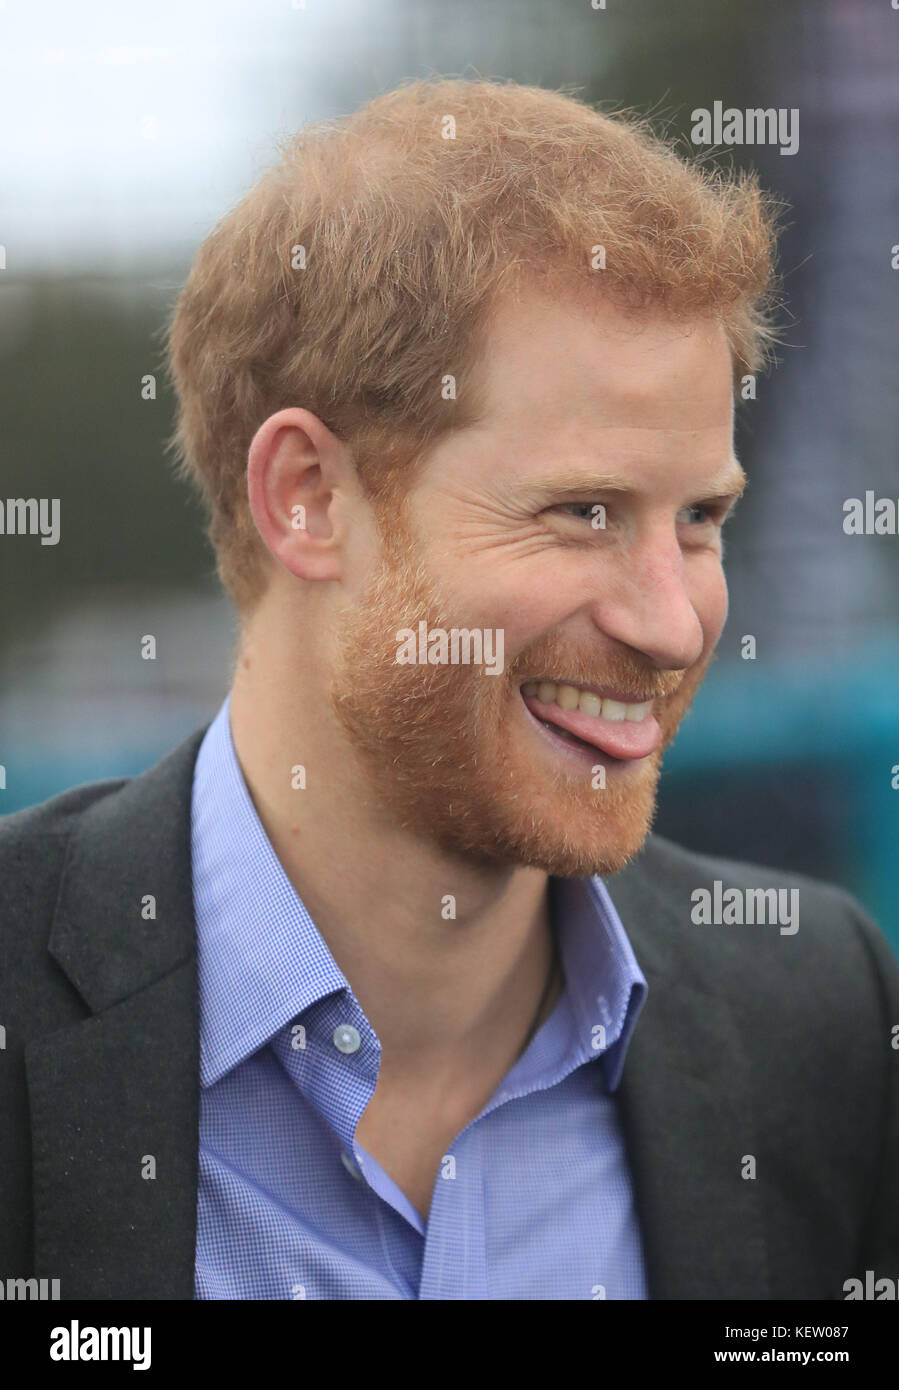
[489,582,581,653]
[451,554,575,647]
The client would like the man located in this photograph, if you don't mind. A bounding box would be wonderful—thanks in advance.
[2,78,897,1301]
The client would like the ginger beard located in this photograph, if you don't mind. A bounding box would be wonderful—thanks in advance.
[329,505,717,877]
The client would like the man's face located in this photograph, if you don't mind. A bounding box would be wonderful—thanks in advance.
[328,283,742,876]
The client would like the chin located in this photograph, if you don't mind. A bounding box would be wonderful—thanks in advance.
[431,759,660,879]
[509,819,654,879]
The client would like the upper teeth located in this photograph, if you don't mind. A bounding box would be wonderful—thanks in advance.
[521,680,652,723]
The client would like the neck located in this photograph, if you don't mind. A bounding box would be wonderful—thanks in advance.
[229,639,557,1091]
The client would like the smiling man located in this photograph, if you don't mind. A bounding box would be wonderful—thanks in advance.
[2,78,897,1302]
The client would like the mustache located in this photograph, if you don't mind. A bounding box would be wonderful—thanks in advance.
[513,673,681,702]
[505,626,712,707]
[508,655,688,705]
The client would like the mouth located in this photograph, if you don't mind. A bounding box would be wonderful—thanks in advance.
[519,679,662,765]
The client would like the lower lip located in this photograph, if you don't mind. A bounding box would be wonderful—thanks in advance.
[519,690,661,768]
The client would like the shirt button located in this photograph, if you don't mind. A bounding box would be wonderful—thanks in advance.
[333,1024,361,1054]
[341,1149,363,1180]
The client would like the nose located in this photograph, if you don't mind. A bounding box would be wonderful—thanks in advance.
[587,528,711,670]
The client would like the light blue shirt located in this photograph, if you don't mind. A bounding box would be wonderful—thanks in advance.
[192,694,650,1298]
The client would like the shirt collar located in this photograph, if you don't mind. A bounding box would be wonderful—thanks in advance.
[192,694,349,1086]
[192,694,647,1091]
[550,874,647,1092]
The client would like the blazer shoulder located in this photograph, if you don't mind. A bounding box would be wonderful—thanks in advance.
[0,777,135,980]
[641,830,852,897]
[636,830,899,993]
[0,774,131,841]
[0,722,209,912]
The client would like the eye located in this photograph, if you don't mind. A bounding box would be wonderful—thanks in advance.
[553,502,607,524]
[678,501,736,527]
[550,498,738,528]
[678,504,715,525]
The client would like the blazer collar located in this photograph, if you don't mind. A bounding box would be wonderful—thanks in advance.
[28,724,208,1298]
[606,848,770,1299]
[47,725,207,1012]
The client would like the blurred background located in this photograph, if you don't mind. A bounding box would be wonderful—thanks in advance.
[1,0,897,949]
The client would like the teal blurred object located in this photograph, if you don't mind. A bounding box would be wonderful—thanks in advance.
[0,748,163,817]
[660,637,899,953]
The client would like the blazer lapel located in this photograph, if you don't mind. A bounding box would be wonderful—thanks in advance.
[25,725,208,1299]
[606,848,770,1299]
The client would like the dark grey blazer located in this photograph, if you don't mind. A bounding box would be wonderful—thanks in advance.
[1,725,897,1300]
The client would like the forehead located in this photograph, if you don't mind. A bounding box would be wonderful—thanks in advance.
[472,279,734,435]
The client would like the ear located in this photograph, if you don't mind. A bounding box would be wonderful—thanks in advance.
[246,408,352,582]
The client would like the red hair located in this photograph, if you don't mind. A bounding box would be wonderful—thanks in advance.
[165,77,782,611]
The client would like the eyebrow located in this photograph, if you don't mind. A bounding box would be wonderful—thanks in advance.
[519,462,748,506]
